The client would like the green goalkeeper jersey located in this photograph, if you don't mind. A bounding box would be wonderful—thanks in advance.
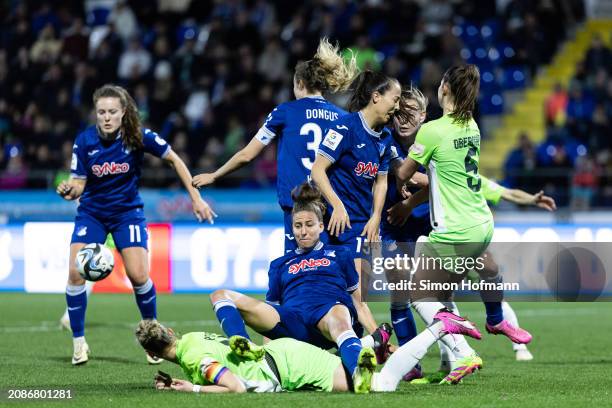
[176,332,280,392]
[480,175,505,205]
[175,333,340,393]
[408,114,493,235]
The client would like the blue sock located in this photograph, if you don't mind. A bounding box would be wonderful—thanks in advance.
[479,275,504,326]
[337,330,362,376]
[213,299,250,339]
[484,302,504,326]
[134,278,157,320]
[66,284,87,338]
[390,303,418,346]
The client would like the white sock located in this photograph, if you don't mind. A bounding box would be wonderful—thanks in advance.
[502,301,527,351]
[413,300,475,359]
[73,336,86,346]
[437,341,455,372]
[360,334,374,348]
[373,321,444,391]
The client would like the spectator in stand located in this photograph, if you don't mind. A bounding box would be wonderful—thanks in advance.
[117,38,152,82]
[584,33,611,75]
[571,156,599,210]
[566,83,595,143]
[504,132,538,191]
[545,83,568,127]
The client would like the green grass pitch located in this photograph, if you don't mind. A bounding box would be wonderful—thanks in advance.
[1,293,611,407]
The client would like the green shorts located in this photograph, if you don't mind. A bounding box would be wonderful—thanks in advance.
[416,221,494,275]
[264,338,341,392]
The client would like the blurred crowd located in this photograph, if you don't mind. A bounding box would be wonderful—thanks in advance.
[0,0,585,199]
[504,33,612,209]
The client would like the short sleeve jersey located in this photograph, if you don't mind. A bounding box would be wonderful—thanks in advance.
[266,241,358,308]
[254,97,346,208]
[71,126,170,217]
[408,115,492,233]
[317,112,391,223]
[480,175,505,205]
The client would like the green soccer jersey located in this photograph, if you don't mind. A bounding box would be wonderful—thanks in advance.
[175,333,340,393]
[408,114,493,235]
[480,175,505,205]
[175,332,280,392]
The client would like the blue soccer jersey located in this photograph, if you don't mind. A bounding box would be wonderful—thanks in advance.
[317,112,392,224]
[255,96,346,208]
[381,135,431,242]
[266,241,359,310]
[70,126,171,217]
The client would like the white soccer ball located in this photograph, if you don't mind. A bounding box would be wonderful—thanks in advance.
[75,243,115,281]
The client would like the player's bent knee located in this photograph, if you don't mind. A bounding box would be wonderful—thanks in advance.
[210,289,229,303]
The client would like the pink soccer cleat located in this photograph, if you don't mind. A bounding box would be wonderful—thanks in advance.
[402,365,423,382]
[433,309,482,340]
[486,320,532,344]
[372,323,393,364]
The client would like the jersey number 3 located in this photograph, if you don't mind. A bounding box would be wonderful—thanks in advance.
[464,143,481,192]
[300,123,322,170]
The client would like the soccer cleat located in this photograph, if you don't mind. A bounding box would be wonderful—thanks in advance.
[402,365,423,382]
[439,354,483,385]
[353,347,376,394]
[433,309,482,340]
[486,320,532,344]
[410,370,448,384]
[59,312,71,331]
[515,348,534,361]
[147,353,163,365]
[72,340,89,365]
[229,335,265,361]
[372,323,393,364]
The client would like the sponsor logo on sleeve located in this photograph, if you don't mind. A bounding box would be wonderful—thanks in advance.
[410,143,425,155]
[322,129,343,151]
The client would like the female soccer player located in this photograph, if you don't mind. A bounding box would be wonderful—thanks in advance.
[57,84,216,365]
[135,308,481,393]
[208,182,390,393]
[394,64,492,383]
[309,71,400,345]
[192,38,357,252]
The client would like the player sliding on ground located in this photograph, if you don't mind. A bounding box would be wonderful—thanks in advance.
[208,182,391,393]
[135,308,482,394]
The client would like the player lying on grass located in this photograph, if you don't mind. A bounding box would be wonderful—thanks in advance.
[208,182,391,392]
[135,308,482,394]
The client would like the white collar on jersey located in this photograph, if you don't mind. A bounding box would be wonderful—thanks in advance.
[358,111,382,138]
[303,95,325,100]
[295,240,324,254]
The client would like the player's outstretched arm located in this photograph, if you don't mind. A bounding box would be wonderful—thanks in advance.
[164,372,246,394]
[192,138,266,189]
[311,154,351,237]
[164,150,218,223]
[501,189,557,211]
[56,178,86,201]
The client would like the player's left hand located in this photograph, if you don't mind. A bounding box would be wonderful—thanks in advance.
[361,215,381,243]
[170,379,193,393]
[387,200,412,226]
[533,191,557,211]
[192,197,218,224]
[154,378,172,390]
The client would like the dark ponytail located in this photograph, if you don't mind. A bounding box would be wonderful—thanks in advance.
[442,64,480,126]
[291,181,326,222]
[347,70,398,112]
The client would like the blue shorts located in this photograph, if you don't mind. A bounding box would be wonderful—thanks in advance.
[328,222,367,260]
[283,206,329,254]
[380,215,431,244]
[71,208,148,251]
[263,301,362,350]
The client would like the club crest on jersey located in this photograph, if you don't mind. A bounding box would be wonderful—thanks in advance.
[92,162,130,177]
[288,258,331,274]
[354,161,379,177]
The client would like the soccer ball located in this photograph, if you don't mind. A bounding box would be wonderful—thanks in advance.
[76,243,115,281]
